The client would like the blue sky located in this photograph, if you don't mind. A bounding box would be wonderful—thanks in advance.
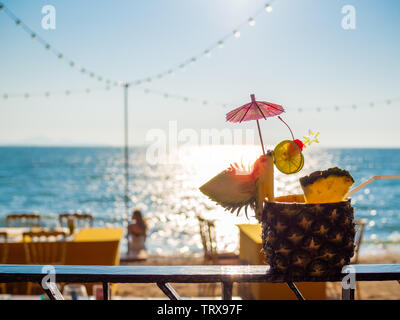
[0,0,399,147]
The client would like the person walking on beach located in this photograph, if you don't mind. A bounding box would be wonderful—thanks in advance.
[127,209,148,260]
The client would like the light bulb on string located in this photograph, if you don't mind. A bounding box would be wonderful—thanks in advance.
[179,64,186,72]
[15,19,21,26]
[58,54,63,59]
[31,33,36,39]
[204,50,211,57]
[45,44,50,50]
[233,30,240,38]
[69,61,75,67]
[218,40,224,48]
[265,4,273,13]
[190,57,196,65]
[248,17,256,26]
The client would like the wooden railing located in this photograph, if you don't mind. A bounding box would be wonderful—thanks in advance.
[0,264,399,300]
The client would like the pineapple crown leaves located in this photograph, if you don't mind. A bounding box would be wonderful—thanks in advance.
[200,153,273,220]
[228,162,252,175]
[202,195,256,219]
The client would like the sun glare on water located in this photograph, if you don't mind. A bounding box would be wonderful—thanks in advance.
[149,144,331,255]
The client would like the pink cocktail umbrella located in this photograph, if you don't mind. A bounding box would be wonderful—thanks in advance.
[226,94,285,155]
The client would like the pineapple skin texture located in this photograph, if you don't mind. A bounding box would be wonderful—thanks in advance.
[301,175,354,204]
[262,199,355,277]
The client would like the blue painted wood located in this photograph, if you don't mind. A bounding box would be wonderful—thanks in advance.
[0,264,339,283]
[342,264,400,281]
[0,264,398,284]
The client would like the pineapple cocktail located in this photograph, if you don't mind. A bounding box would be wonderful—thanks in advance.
[200,137,356,276]
[262,167,355,276]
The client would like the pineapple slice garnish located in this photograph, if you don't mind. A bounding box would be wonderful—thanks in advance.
[300,167,354,204]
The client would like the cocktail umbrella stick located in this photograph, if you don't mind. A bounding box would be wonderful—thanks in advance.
[256,119,266,155]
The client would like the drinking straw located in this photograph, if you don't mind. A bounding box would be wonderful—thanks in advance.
[345,175,400,198]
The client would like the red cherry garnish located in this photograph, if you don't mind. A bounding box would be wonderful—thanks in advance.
[293,139,304,151]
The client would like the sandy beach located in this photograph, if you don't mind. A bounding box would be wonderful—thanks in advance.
[116,252,400,300]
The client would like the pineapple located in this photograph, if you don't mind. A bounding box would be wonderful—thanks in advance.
[275,194,305,203]
[300,167,354,204]
[262,198,355,277]
[199,151,274,218]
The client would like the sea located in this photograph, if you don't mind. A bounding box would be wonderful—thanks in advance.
[0,145,399,256]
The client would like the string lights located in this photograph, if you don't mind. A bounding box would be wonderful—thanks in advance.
[0,86,116,99]
[140,87,231,108]
[0,1,277,86]
[0,2,121,86]
[294,97,400,113]
[2,83,398,115]
[1,2,397,114]
[123,1,277,85]
[0,85,234,108]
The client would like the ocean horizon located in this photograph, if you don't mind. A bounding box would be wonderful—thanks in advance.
[0,145,399,256]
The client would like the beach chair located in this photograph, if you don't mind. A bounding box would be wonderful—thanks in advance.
[6,213,41,228]
[197,217,239,265]
[197,217,241,297]
[352,218,367,299]
[327,218,367,299]
[0,232,8,293]
[352,218,367,264]
[59,213,94,228]
[23,231,67,295]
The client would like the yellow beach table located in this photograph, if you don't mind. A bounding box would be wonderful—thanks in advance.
[0,227,123,265]
[68,227,123,265]
[237,224,326,300]
[0,227,123,294]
